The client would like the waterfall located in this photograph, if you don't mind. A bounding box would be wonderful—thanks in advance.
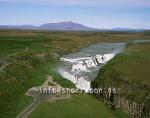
[58,43,125,92]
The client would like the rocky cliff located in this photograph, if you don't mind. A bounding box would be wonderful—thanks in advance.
[91,44,150,118]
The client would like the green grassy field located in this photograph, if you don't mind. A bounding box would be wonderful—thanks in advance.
[91,42,150,117]
[29,94,129,118]
[0,30,150,118]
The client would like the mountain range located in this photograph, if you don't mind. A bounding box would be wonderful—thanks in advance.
[0,21,148,31]
[0,21,97,31]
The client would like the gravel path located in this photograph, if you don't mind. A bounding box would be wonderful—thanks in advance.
[17,75,71,118]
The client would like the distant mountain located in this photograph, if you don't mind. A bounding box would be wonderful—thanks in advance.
[40,21,97,30]
[0,21,97,31]
[0,25,37,30]
[108,27,147,32]
[0,22,148,31]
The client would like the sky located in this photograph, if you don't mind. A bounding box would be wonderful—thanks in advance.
[0,0,150,29]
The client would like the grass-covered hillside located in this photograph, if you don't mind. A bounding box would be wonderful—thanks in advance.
[0,30,150,118]
[29,94,129,118]
[91,42,150,118]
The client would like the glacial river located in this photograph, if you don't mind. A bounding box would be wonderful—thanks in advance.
[58,43,126,92]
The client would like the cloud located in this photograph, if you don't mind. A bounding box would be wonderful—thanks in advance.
[0,0,150,7]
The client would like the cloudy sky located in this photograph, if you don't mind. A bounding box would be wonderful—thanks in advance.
[0,0,150,29]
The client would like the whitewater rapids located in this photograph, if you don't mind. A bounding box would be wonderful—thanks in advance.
[58,43,125,92]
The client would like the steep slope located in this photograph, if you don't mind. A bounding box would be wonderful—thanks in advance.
[91,42,150,118]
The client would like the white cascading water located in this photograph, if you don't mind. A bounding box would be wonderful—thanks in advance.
[58,43,125,92]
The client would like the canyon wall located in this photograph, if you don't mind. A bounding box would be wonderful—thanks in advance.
[92,86,150,118]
